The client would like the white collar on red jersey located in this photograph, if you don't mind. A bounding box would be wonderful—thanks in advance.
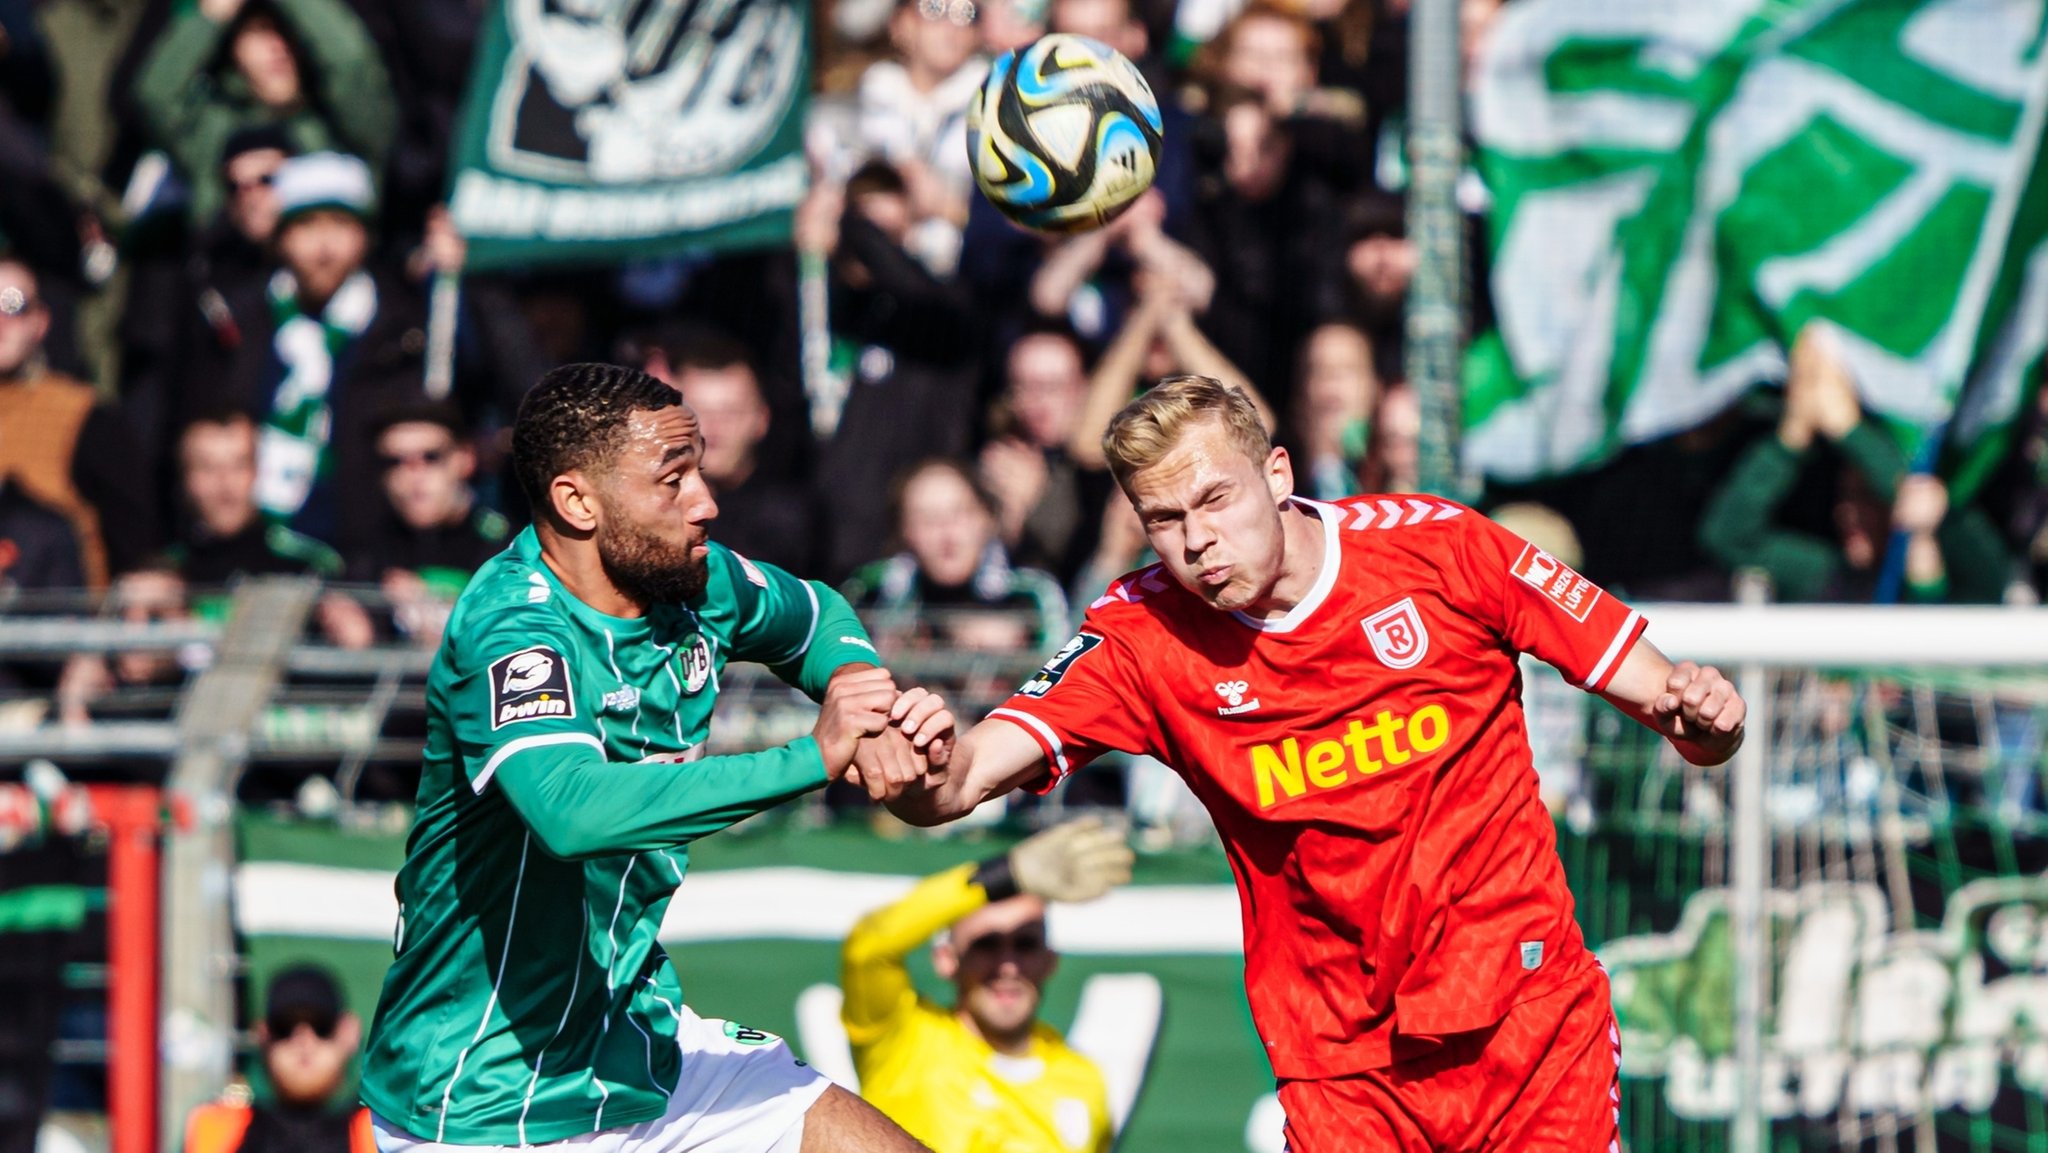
[1231,497,1343,634]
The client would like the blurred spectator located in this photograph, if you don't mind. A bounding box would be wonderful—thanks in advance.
[181,964,373,1153]
[120,128,296,474]
[56,564,191,725]
[1339,190,1412,384]
[206,126,295,279]
[1698,326,2009,603]
[345,403,509,649]
[641,326,818,576]
[0,484,85,604]
[841,817,1129,1153]
[1358,380,1418,493]
[1068,485,1151,606]
[843,459,1069,652]
[132,0,395,228]
[1068,264,1273,471]
[856,0,990,274]
[174,152,519,554]
[1023,190,1212,350]
[167,409,342,587]
[162,409,373,644]
[1186,74,1356,408]
[799,162,983,579]
[980,321,1112,584]
[978,0,1047,55]
[1292,321,1377,501]
[0,257,158,586]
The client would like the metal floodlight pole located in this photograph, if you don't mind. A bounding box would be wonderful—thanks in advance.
[1406,0,1468,499]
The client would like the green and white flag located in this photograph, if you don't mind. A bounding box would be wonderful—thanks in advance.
[447,0,811,270]
[1467,0,2048,496]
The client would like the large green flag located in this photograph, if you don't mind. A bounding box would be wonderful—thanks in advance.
[447,0,811,270]
[1466,0,2048,494]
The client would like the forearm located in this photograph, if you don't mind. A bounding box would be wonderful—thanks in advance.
[841,863,986,1039]
[133,11,223,140]
[886,720,1041,826]
[279,0,396,161]
[1071,314,1157,468]
[1030,234,1110,317]
[1698,438,1838,600]
[1162,315,1275,432]
[494,739,828,858]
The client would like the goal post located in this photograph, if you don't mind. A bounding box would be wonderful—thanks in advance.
[1578,604,2048,1153]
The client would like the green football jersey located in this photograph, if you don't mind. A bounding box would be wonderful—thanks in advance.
[360,528,877,1145]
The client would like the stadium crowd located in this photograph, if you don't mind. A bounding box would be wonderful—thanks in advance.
[1,0,2045,707]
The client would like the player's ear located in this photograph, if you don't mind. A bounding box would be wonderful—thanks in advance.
[549,470,602,534]
[1264,446,1294,505]
[932,939,959,980]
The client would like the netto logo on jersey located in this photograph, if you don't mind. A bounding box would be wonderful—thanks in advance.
[488,645,575,730]
[1249,705,1451,810]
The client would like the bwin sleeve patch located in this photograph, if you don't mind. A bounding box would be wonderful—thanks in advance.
[488,645,577,729]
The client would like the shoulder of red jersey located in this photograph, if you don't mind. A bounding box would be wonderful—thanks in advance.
[1323,494,1473,537]
[1079,562,1184,625]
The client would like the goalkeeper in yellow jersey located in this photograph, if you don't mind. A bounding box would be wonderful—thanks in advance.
[841,818,1135,1153]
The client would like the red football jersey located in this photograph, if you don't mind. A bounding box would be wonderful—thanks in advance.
[991,497,1648,1079]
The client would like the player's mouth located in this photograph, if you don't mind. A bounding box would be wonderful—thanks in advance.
[1197,564,1233,587]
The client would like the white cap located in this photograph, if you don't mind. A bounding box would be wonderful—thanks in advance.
[273,151,375,224]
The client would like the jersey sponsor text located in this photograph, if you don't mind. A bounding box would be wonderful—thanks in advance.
[1249,704,1451,810]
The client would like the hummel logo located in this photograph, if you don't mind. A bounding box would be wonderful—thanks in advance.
[1215,680,1261,716]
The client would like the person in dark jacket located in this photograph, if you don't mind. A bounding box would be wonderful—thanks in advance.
[344,402,509,647]
[180,965,374,1153]
[173,151,524,556]
[640,325,818,576]
[1698,326,2010,603]
[131,0,395,228]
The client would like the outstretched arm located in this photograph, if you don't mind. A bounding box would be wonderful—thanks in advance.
[878,692,1053,826]
[1600,638,1746,767]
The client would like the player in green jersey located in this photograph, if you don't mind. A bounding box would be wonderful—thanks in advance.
[361,364,935,1152]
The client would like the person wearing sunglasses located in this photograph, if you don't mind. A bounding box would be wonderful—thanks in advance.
[840,816,1133,1153]
[182,963,375,1153]
[347,402,510,647]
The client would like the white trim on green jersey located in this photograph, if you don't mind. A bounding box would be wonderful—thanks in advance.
[473,731,607,794]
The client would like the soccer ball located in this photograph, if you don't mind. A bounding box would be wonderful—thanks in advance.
[967,34,1164,233]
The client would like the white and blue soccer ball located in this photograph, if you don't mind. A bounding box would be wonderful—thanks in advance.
[967,34,1164,233]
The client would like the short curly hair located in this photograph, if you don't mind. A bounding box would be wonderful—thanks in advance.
[512,363,683,514]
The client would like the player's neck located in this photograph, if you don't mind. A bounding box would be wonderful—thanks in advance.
[536,527,648,619]
[1241,502,1327,622]
[955,1008,1033,1057]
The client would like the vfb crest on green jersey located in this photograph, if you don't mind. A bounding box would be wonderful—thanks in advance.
[489,644,576,728]
[679,632,713,694]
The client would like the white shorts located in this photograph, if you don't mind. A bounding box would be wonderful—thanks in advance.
[372,1008,830,1153]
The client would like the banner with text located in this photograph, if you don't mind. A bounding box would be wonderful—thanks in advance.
[447,0,810,269]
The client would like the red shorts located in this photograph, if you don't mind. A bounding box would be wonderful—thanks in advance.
[1279,964,1620,1153]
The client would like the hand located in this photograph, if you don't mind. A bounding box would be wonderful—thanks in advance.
[794,177,844,257]
[1787,324,1861,441]
[417,205,467,278]
[847,726,929,802]
[199,0,246,22]
[1008,816,1134,902]
[814,667,901,775]
[1892,474,1949,535]
[979,439,1048,533]
[889,685,956,771]
[1649,661,1746,765]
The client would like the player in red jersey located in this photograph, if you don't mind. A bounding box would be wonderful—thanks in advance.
[879,376,1746,1151]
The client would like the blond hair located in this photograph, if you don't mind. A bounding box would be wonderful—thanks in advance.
[1101,375,1272,487]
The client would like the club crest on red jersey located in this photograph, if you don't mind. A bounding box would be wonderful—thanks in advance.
[1510,542,1600,623]
[1361,597,1429,670]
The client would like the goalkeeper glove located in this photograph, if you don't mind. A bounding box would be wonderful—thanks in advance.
[977,816,1134,904]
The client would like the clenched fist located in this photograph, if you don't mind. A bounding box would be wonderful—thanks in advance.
[1649,661,1746,765]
